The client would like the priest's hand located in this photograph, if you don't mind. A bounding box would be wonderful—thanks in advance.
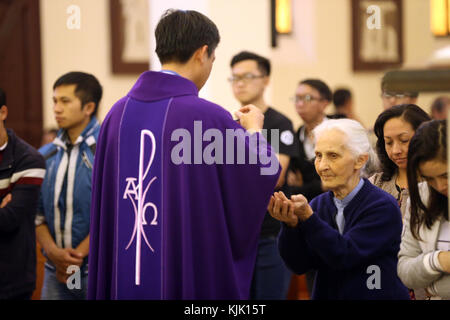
[290,194,314,222]
[234,104,264,134]
[268,191,298,228]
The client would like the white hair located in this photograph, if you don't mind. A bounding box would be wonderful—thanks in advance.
[313,118,379,176]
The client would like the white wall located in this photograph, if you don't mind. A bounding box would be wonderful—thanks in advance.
[148,0,272,116]
[271,0,450,130]
[207,0,272,114]
[40,0,138,130]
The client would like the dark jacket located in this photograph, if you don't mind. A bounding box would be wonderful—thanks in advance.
[0,129,45,299]
[279,179,410,300]
[288,125,323,201]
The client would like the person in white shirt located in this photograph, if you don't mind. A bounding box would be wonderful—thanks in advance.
[398,119,450,300]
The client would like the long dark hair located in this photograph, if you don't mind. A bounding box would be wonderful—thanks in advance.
[374,104,431,181]
[407,120,448,240]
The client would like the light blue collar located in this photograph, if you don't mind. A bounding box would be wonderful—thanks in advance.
[160,69,181,77]
[333,178,364,209]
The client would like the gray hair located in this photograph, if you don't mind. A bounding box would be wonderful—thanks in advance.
[313,119,379,176]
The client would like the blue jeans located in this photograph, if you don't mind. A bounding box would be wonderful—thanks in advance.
[250,237,291,300]
[41,265,88,300]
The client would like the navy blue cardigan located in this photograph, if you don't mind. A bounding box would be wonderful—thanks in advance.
[279,178,410,300]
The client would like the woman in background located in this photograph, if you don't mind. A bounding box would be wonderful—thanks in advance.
[370,104,430,218]
[398,120,450,299]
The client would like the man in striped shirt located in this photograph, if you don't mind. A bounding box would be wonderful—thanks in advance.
[0,88,46,299]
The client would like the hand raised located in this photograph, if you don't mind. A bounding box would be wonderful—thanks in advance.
[290,194,314,221]
[268,191,298,228]
[234,104,264,133]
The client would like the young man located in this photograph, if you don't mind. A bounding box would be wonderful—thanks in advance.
[289,79,331,201]
[430,96,450,120]
[0,88,46,300]
[35,72,102,300]
[229,51,295,299]
[88,10,279,300]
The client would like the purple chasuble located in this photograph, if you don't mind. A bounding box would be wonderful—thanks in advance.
[88,71,280,299]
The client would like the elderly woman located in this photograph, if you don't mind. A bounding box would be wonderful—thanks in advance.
[268,119,410,300]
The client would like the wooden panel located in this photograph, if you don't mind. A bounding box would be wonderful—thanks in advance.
[0,0,44,300]
[287,274,310,300]
[352,0,404,71]
[31,243,45,300]
[0,0,43,148]
[110,0,149,74]
[383,69,450,92]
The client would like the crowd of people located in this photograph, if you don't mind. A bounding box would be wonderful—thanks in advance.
[0,9,448,300]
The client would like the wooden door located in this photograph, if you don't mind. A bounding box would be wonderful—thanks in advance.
[0,0,43,148]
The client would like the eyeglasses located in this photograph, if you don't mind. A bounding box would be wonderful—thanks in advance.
[290,95,323,104]
[228,74,265,84]
[381,92,416,99]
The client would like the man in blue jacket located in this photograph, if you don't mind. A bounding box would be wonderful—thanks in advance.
[35,72,102,300]
[269,118,410,299]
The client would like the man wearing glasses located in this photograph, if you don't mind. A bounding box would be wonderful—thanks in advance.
[381,91,419,110]
[380,76,419,110]
[229,51,295,300]
[289,79,331,200]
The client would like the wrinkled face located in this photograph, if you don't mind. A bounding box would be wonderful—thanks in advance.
[53,84,91,131]
[230,60,268,105]
[314,129,361,193]
[419,159,448,197]
[294,84,328,125]
[383,117,415,170]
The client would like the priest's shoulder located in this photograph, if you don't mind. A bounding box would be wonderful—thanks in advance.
[101,96,129,126]
[171,95,233,121]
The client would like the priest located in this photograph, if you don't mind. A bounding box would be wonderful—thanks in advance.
[88,9,280,300]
